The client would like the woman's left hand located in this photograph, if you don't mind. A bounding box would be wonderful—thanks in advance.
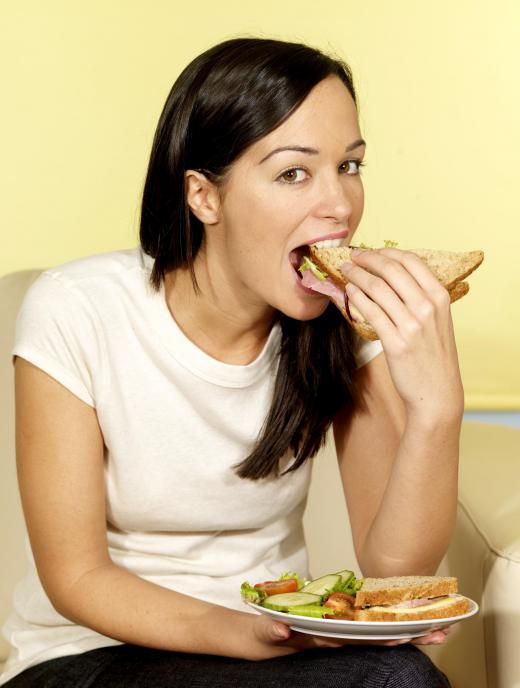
[383,625,452,647]
[410,625,452,646]
[342,248,464,421]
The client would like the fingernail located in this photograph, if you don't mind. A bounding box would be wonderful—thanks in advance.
[351,248,364,256]
[273,624,289,639]
[341,263,353,273]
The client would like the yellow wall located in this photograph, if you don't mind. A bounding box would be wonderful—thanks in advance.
[2,1,519,408]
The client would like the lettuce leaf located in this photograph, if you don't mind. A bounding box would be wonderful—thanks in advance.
[240,581,266,604]
[298,256,328,281]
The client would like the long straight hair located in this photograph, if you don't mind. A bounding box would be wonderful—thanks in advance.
[140,37,360,480]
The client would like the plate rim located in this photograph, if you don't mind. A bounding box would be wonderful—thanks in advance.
[247,596,479,629]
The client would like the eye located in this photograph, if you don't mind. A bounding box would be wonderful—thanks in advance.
[277,166,309,184]
[340,160,366,175]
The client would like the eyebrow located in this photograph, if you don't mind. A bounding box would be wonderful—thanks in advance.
[258,138,366,164]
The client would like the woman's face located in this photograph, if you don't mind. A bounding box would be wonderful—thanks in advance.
[203,75,365,321]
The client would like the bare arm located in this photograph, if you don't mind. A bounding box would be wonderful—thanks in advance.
[333,248,464,577]
[14,358,282,660]
[334,352,461,577]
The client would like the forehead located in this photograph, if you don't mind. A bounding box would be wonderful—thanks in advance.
[250,76,360,157]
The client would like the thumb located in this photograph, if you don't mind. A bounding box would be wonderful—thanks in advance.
[270,622,291,640]
[252,614,291,643]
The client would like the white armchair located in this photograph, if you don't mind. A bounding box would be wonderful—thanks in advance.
[1,269,519,688]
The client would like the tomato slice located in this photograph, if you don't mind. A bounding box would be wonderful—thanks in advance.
[254,579,299,595]
[325,592,356,606]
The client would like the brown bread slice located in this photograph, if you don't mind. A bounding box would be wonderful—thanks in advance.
[308,246,483,340]
[448,280,469,303]
[411,249,484,289]
[354,576,459,608]
[353,594,469,622]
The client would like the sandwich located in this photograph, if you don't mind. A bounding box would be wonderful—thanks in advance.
[299,245,484,341]
[324,575,470,622]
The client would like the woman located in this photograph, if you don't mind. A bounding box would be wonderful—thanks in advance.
[1,37,462,686]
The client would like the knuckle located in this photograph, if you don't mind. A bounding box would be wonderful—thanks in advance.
[404,317,422,336]
[388,336,408,357]
[401,249,420,262]
[382,259,402,279]
[417,299,435,320]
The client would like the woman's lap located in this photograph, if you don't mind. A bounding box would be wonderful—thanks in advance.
[4,643,451,688]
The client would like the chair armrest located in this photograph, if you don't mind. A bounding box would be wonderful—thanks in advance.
[425,422,520,688]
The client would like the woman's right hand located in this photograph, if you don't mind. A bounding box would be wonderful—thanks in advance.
[241,613,450,661]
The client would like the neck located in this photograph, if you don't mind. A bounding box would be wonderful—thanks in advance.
[164,252,276,366]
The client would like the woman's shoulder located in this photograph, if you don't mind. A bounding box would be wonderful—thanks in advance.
[40,246,152,289]
[16,246,155,346]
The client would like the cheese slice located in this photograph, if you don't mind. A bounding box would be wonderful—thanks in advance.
[367,595,464,614]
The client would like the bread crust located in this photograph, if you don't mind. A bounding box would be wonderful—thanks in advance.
[355,576,459,608]
[353,596,469,622]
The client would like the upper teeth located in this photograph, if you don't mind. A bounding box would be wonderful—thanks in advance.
[312,238,343,248]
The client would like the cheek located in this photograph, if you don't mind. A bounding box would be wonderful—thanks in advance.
[223,182,295,252]
[354,183,365,217]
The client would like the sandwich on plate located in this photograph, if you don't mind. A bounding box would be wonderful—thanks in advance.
[299,245,484,341]
[327,575,470,622]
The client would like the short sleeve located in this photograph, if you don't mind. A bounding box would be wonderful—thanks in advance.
[353,334,383,369]
[12,272,104,406]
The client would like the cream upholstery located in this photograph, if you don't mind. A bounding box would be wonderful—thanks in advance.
[1,269,519,687]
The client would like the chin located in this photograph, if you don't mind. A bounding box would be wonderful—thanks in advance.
[277,297,330,322]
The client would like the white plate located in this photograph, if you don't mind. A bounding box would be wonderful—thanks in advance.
[247,597,478,640]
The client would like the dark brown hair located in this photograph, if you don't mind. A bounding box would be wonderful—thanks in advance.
[140,37,359,479]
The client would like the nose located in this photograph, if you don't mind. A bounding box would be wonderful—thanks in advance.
[315,174,357,224]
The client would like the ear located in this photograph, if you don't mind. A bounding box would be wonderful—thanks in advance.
[185,170,221,225]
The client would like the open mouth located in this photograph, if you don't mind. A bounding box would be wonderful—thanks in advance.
[289,238,344,279]
[289,246,310,276]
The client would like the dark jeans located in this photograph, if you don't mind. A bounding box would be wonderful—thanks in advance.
[3,643,451,687]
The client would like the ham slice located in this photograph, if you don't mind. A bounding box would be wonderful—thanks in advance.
[391,596,449,609]
[301,267,365,325]
[301,270,345,308]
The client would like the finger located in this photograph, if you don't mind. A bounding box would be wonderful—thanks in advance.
[342,264,412,330]
[350,249,448,318]
[345,281,403,342]
[377,248,450,304]
[411,630,449,646]
[271,622,291,641]
[256,618,292,643]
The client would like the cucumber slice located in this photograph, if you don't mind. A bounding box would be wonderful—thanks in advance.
[262,592,321,611]
[287,605,332,618]
[301,574,341,596]
[334,570,355,586]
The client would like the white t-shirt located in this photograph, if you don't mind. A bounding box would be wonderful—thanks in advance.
[0,247,383,684]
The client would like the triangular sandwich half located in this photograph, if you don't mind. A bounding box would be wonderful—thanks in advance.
[300,246,484,341]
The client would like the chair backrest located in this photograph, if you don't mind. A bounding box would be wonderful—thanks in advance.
[0,270,43,662]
